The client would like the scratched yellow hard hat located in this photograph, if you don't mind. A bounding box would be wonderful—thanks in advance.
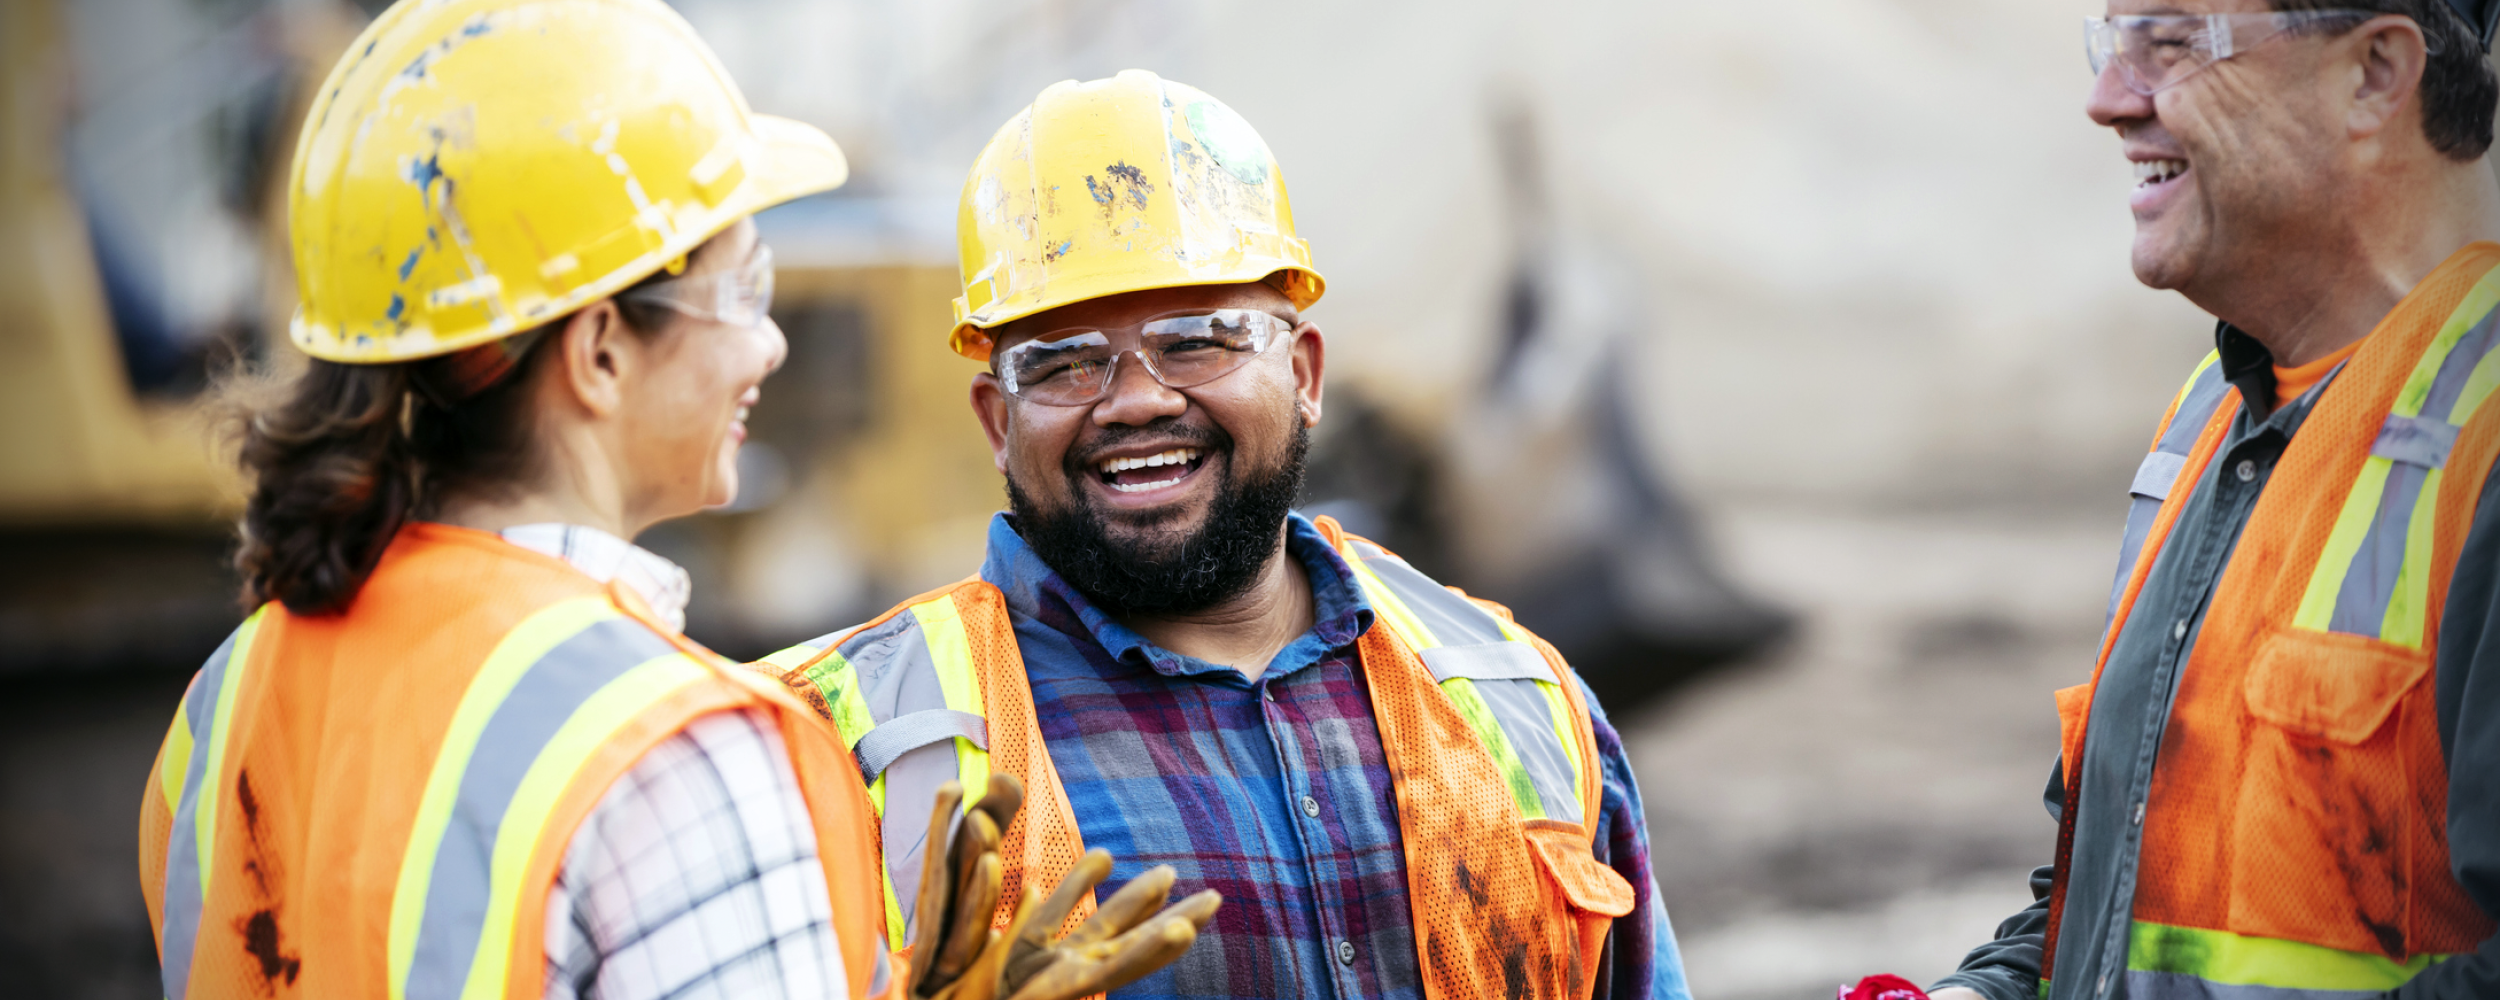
[287,0,848,363]
[949,70,1325,361]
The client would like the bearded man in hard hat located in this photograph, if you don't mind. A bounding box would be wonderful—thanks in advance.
[759,70,1691,1000]
[1883,2,2500,1000]
[138,3,1216,999]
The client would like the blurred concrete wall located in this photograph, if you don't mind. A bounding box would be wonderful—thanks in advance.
[691,0,2219,514]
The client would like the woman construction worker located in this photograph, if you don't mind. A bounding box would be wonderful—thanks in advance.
[133,2,1214,998]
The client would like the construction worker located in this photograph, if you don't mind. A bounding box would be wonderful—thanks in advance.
[759,70,1690,1000]
[135,3,1214,998]
[1889,2,2500,999]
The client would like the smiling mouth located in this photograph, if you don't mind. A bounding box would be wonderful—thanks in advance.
[1096,447,1206,493]
[2135,158,2188,187]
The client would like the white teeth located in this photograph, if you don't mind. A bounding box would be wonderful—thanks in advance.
[1099,448,1199,475]
[1110,476,1185,493]
[2134,158,2188,185]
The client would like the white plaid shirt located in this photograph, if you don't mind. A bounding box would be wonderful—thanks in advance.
[500,526,857,1000]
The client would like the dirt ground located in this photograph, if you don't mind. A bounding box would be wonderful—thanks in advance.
[1630,502,2122,1000]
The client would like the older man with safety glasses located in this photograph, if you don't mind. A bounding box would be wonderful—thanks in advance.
[1864,3,2500,1000]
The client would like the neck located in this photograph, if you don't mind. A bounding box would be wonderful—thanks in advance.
[433,424,642,540]
[1117,526,1313,683]
[2201,156,2500,366]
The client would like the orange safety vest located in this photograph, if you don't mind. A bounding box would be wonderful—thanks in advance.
[137,523,894,1000]
[759,517,1639,999]
[2046,244,2500,997]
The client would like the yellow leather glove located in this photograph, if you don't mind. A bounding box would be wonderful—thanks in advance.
[908,775,1221,1000]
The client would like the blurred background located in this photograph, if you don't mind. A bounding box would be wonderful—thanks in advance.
[0,0,2239,996]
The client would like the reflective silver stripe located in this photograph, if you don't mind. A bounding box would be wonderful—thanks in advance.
[1472,672,1583,823]
[835,610,960,937]
[2131,450,2192,500]
[159,627,242,1000]
[2123,970,2383,1000]
[1419,642,1555,683]
[2108,358,2233,622]
[854,709,988,782]
[2328,460,2435,637]
[403,617,676,1000]
[2372,414,2461,469]
[1347,540,1510,646]
[2421,305,2500,418]
[1343,537,1586,824]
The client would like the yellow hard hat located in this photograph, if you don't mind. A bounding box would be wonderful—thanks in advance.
[949,70,1325,361]
[287,0,849,364]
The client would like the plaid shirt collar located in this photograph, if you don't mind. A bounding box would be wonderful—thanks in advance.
[978,510,1375,682]
[497,522,694,633]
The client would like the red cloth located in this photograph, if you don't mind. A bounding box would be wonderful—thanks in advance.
[1841,974,1931,1000]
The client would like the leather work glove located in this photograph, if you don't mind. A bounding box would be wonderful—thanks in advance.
[907,775,1222,1000]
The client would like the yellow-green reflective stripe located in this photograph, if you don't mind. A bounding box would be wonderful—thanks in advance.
[2294,456,2397,632]
[2451,337,2500,424]
[2381,465,2447,648]
[194,607,266,901]
[387,595,614,1000]
[757,643,822,674]
[2395,269,2500,418]
[1438,676,1546,820]
[910,595,989,805]
[1346,555,1441,652]
[455,653,711,1000]
[158,702,194,819]
[881,866,906,949]
[801,652,879,752]
[2127,920,2447,991]
[2176,350,2223,412]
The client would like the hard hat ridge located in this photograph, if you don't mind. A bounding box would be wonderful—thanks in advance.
[287,0,849,364]
[948,69,1326,361]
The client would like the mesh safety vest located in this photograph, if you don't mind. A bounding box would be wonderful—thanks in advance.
[760,516,1638,999]
[2045,244,2500,998]
[137,523,893,1000]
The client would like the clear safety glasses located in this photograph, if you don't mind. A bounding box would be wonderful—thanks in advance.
[620,244,777,328]
[997,309,1295,407]
[2084,9,2381,96]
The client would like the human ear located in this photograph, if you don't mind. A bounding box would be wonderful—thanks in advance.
[1288,322,1325,428]
[971,371,1014,474]
[2345,16,2429,141]
[555,300,632,418]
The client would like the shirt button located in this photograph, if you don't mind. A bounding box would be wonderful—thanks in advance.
[2132,800,2146,825]
[1263,687,1276,702]
[2097,972,2110,995]
[1301,795,1321,818]
[2236,459,2258,482]
[1337,939,1357,966]
[2172,619,2189,641]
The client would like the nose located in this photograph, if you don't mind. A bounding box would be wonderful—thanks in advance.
[759,315,789,376]
[1090,351,1189,427]
[2086,61,2154,128]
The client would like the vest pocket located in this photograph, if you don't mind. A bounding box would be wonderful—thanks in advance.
[1524,822,1635,917]
[2242,629,2430,744]
[2224,629,2431,954]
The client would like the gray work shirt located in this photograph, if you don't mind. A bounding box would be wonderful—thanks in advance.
[1934,324,2500,1000]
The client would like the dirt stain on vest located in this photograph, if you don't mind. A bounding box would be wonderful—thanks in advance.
[240,909,302,987]
[231,770,302,990]
[2293,742,2408,957]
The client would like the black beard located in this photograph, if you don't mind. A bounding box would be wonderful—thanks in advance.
[1007,419,1309,616]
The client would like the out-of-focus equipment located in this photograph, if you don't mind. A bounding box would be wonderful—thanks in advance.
[287,0,847,363]
[900,777,1219,1000]
[947,69,1324,361]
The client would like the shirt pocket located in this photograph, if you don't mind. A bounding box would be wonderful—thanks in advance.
[2242,629,2429,744]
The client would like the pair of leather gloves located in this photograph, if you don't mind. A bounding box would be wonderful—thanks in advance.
[907,775,1223,1000]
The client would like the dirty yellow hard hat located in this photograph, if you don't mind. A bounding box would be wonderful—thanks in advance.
[949,70,1325,361]
[287,0,848,364]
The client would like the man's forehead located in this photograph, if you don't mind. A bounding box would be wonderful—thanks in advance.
[2106,0,2270,14]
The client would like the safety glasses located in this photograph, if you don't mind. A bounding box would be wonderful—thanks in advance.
[996,309,1295,406]
[619,244,777,328]
[2084,9,2381,96]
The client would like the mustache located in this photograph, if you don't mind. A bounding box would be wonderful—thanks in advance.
[1061,420,1232,478]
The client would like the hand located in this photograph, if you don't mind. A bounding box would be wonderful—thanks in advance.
[906,776,1222,1000]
